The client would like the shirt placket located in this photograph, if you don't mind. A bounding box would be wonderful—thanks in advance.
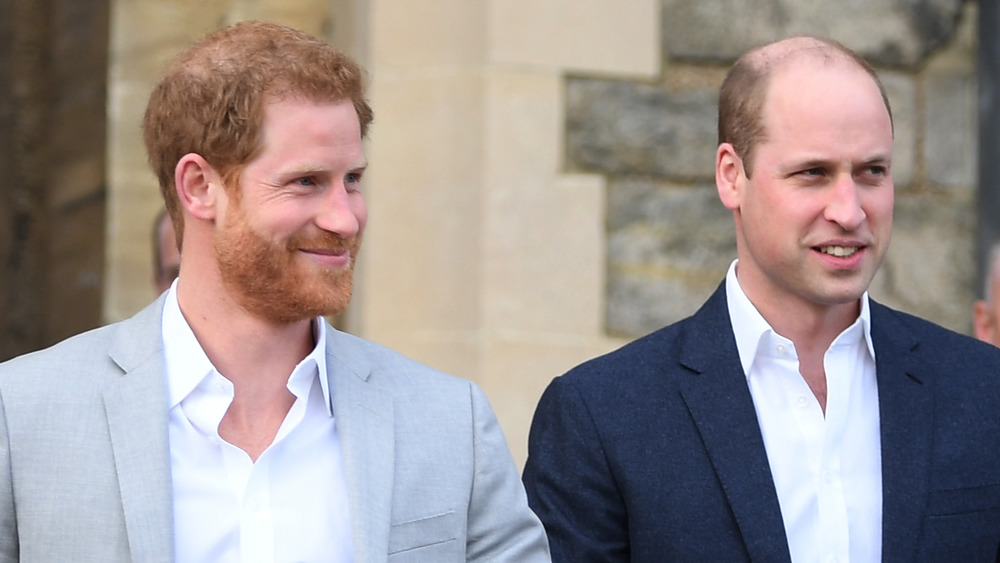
[817,345,852,563]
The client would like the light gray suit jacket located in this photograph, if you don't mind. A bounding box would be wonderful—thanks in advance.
[0,297,549,562]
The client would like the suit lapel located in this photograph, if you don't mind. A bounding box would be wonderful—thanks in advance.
[869,303,933,562]
[677,285,792,563]
[327,327,395,563]
[103,298,175,562]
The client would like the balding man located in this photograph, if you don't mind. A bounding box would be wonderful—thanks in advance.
[524,36,1000,562]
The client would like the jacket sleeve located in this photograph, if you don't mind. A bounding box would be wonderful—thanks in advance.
[522,375,630,562]
[465,382,551,562]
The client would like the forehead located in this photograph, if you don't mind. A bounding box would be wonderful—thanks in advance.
[255,97,363,156]
[757,57,892,155]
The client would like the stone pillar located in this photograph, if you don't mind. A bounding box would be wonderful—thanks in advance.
[45,0,109,346]
[978,0,1000,297]
[0,0,108,361]
[0,0,50,360]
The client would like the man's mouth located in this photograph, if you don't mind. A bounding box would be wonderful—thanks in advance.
[817,245,860,258]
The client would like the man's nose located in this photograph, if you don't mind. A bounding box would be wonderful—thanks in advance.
[316,182,362,237]
[824,175,866,230]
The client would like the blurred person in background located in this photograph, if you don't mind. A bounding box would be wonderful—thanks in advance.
[974,238,1000,347]
[153,207,181,295]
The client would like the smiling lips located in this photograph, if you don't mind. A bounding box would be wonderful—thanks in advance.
[818,245,861,258]
[301,247,352,269]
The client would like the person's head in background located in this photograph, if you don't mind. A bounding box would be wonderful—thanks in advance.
[153,208,181,295]
[974,239,1000,346]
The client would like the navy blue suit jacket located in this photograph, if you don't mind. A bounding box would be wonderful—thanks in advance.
[523,283,1000,562]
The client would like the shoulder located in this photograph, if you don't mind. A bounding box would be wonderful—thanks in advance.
[0,321,130,432]
[555,290,726,393]
[871,301,1000,358]
[0,298,164,393]
[870,300,1000,378]
[326,327,479,405]
[0,323,119,382]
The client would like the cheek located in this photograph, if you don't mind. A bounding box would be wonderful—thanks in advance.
[864,191,894,225]
[352,197,368,232]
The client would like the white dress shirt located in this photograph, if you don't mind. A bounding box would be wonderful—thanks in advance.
[725,261,882,563]
[161,282,354,563]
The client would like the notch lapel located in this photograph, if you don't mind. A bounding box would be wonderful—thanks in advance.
[103,299,174,562]
[869,303,933,562]
[327,328,395,563]
[677,286,792,563]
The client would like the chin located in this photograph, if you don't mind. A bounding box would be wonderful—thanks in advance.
[817,287,867,306]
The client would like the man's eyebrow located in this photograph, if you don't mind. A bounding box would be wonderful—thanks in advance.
[784,158,834,171]
[863,155,891,164]
[786,154,891,169]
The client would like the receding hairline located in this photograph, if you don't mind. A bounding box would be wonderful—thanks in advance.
[755,37,889,108]
[744,36,838,67]
[718,35,894,177]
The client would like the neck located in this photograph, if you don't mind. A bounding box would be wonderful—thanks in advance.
[176,274,317,462]
[175,271,315,389]
[763,298,860,355]
[737,281,861,416]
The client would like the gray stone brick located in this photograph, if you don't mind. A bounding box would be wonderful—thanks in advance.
[880,71,917,189]
[924,67,977,189]
[566,78,718,180]
[869,192,975,333]
[606,178,735,336]
[661,0,965,68]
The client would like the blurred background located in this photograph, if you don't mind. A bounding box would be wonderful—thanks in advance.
[0,0,993,466]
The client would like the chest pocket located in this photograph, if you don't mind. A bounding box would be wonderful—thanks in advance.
[387,511,459,559]
[921,483,1000,562]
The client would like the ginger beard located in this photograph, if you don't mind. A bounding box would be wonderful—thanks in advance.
[214,202,361,324]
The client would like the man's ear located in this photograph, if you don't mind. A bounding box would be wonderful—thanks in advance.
[175,153,224,221]
[716,142,744,211]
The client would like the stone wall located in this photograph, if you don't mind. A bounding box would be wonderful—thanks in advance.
[0,0,108,361]
[575,0,979,338]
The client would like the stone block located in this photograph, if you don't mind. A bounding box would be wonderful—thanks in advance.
[606,179,735,336]
[922,7,978,192]
[484,173,609,336]
[869,191,975,333]
[924,66,977,189]
[224,0,332,37]
[360,69,485,336]
[371,0,486,67]
[661,0,965,68]
[880,71,917,189]
[566,78,718,179]
[45,200,105,345]
[491,0,660,77]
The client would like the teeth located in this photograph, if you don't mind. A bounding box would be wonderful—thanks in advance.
[819,245,858,257]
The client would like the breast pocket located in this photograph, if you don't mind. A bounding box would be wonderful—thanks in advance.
[387,511,460,560]
[921,483,1000,562]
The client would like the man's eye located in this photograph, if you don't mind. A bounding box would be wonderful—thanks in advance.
[295,176,316,187]
[345,172,362,184]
